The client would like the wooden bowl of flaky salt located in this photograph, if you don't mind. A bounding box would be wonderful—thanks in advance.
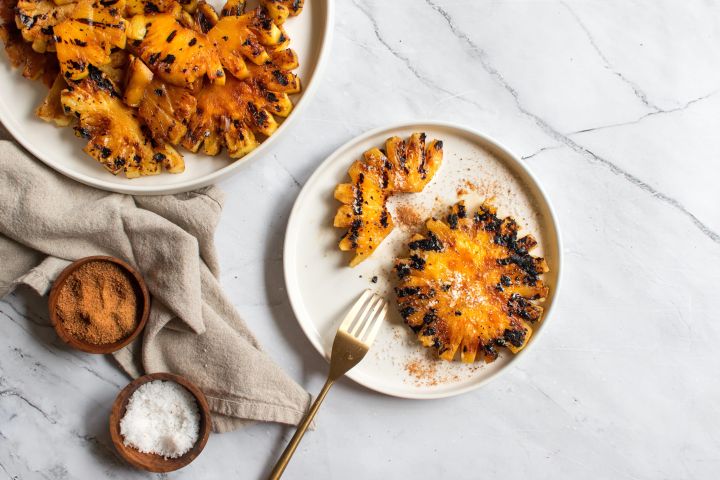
[48,256,150,354]
[109,373,212,472]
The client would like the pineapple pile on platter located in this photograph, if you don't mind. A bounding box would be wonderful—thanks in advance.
[0,0,303,177]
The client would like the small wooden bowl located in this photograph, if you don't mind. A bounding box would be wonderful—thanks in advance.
[109,372,212,472]
[48,255,150,354]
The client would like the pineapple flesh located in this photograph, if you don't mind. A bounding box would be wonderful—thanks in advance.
[208,7,288,81]
[60,67,183,177]
[36,73,71,125]
[334,133,444,266]
[0,0,59,83]
[395,202,549,363]
[53,0,128,81]
[183,74,281,157]
[259,0,302,25]
[129,12,224,88]
[14,0,76,52]
[137,77,196,144]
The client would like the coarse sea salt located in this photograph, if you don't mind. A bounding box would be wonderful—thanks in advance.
[119,380,200,458]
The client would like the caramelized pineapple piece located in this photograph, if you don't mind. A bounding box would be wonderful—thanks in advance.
[220,0,244,17]
[124,0,179,16]
[96,48,128,85]
[54,0,127,81]
[152,140,184,173]
[59,67,181,177]
[183,75,293,157]
[15,0,75,52]
[137,78,195,144]
[207,8,285,81]
[259,0,302,25]
[395,202,549,363]
[334,133,443,266]
[334,159,394,267]
[129,12,224,88]
[0,1,58,83]
[36,73,71,125]
[191,0,217,32]
[383,132,443,192]
[123,54,153,106]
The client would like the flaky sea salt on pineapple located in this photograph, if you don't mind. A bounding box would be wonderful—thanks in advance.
[395,201,549,363]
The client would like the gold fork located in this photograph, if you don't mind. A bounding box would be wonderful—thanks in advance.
[268,290,388,480]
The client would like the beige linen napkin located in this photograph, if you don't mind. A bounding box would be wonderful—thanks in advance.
[0,140,311,432]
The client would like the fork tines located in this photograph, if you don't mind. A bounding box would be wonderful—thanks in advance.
[338,290,387,347]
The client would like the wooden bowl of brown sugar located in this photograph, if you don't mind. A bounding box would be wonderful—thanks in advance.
[48,256,150,354]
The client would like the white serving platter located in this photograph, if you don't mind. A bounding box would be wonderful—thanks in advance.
[0,0,332,195]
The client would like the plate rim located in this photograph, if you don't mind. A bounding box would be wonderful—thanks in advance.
[0,0,334,196]
[283,120,564,399]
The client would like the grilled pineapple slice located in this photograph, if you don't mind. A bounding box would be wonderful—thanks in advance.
[190,0,217,32]
[122,54,152,106]
[137,78,195,144]
[15,0,76,52]
[125,0,179,16]
[334,133,444,266]
[220,0,244,17]
[259,0,302,25]
[36,73,71,125]
[395,202,549,363]
[0,0,58,83]
[60,67,183,177]
[129,12,224,88]
[183,74,285,157]
[207,7,287,80]
[54,0,128,81]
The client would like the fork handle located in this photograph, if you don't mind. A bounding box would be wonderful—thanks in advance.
[268,379,334,480]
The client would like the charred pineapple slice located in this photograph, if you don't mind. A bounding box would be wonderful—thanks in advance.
[0,0,58,83]
[334,158,394,267]
[14,0,76,52]
[183,75,285,157]
[122,54,152,106]
[137,78,195,144]
[60,67,183,177]
[207,8,286,80]
[190,0,217,33]
[395,202,549,363]
[124,0,179,16]
[129,12,224,88]
[220,0,244,17]
[259,0,302,25]
[54,0,128,81]
[36,73,71,125]
[334,133,444,266]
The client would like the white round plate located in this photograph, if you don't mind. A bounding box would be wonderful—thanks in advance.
[0,0,332,195]
[284,121,562,399]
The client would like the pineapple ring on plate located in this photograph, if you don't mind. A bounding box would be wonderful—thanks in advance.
[395,201,549,363]
[333,132,443,266]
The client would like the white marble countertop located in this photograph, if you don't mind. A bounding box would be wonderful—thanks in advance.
[2,0,720,478]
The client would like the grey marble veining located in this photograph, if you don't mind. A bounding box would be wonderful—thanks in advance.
[2,1,720,478]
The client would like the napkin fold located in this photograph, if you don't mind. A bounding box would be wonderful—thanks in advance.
[0,141,311,432]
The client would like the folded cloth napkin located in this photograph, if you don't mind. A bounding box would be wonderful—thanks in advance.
[0,140,311,432]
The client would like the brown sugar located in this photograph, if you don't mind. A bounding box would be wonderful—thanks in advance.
[55,261,140,345]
